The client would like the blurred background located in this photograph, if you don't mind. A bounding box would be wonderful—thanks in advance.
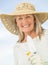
[0,0,48,65]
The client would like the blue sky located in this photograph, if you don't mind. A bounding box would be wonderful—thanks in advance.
[0,0,48,65]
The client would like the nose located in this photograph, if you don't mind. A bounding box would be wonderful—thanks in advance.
[22,18,28,24]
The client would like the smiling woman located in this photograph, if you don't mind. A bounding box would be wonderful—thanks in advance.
[16,14,35,34]
[0,2,48,65]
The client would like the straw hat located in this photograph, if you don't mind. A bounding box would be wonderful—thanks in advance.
[1,2,48,35]
[0,14,1,19]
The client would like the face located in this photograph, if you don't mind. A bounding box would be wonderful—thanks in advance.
[16,14,35,34]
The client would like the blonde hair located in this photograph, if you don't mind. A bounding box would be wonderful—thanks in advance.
[34,15,44,38]
[16,14,44,43]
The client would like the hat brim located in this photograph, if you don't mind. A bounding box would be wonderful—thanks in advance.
[1,12,48,35]
[0,14,1,19]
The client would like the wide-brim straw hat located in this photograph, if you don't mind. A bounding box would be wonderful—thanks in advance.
[0,2,48,35]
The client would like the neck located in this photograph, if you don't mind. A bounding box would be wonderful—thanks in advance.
[22,31,37,43]
[28,31,37,39]
[24,31,36,41]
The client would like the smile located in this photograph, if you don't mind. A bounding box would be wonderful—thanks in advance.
[22,24,31,28]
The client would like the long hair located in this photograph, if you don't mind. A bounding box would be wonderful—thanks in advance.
[34,15,44,39]
[16,14,44,43]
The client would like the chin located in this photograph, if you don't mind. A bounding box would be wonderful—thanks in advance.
[22,30,31,33]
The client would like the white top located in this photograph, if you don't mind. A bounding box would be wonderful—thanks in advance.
[14,29,48,65]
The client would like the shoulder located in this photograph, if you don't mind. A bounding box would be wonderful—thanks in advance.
[44,29,48,35]
[13,43,21,59]
[43,29,48,38]
[42,29,48,39]
[13,43,22,56]
[14,42,21,50]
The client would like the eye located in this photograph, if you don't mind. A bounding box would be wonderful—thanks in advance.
[18,17,23,20]
[26,16,30,18]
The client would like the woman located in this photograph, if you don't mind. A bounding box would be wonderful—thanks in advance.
[1,2,48,65]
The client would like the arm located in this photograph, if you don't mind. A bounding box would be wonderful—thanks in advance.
[13,45,19,65]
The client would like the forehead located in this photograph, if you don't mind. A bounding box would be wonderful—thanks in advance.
[16,14,33,17]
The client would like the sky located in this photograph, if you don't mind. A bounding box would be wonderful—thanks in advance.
[0,0,48,65]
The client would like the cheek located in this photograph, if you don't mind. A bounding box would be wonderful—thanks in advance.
[17,22,22,27]
[30,20,35,28]
[29,19,35,25]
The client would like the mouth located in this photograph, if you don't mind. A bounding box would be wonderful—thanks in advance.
[22,24,31,28]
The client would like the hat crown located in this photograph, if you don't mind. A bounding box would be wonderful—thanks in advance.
[16,2,36,11]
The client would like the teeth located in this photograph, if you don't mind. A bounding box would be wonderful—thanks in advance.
[23,25,29,28]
